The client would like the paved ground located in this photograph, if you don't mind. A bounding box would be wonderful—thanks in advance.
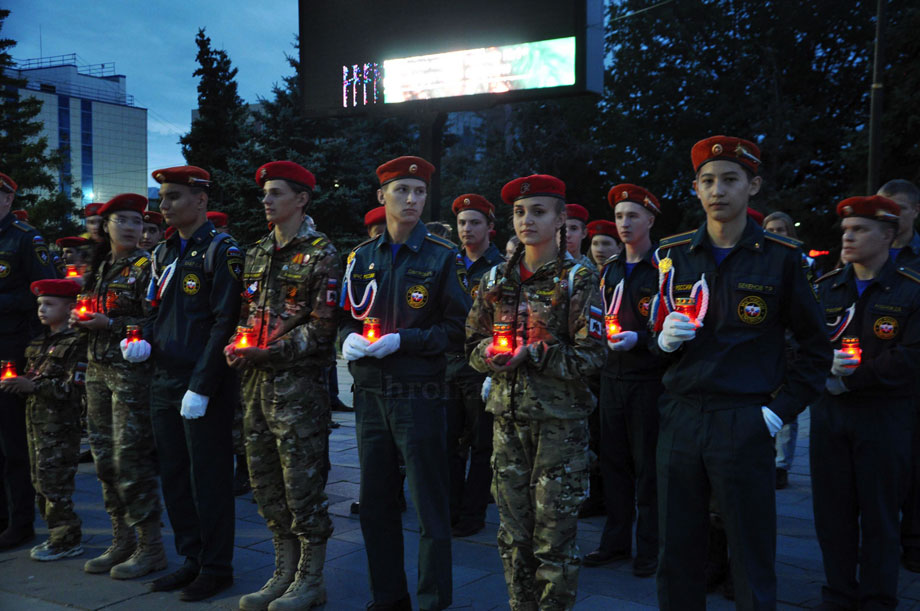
[3,361,920,609]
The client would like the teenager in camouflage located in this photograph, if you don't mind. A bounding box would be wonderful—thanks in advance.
[72,194,166,580]
[226,161,342,611]
[466,174,606,611]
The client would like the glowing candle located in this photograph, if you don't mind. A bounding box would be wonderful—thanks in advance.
[492,322,513,354]
[363,317,381,343]
[605,315,621,342]
[65,264,81,278]
[235,326,255,349]
[1,361,16,379]
[125,325,142,343]
[841,336,861,365]
[76,294,94,321]
[674,297,698,326]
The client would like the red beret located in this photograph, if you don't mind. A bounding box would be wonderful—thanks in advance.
[565,204,589,223]
[12,210,28,222]
[692,135,761,174]
[143,210,164,226]
[85,203,103,217]
[255,161,316,190]
[206,211,228,227]
[364,206,386,227]
[0,172,17,193]
[836,195,900,224]
[747,207,765,226]
[587,220,619,241]
[98,193,147,216]
[501,174,566,205]
[451,194,495,219]
[608,183,661,215]
[31,279,81,299]
[151,165,211,187]
[55,236,92,248]
[376,156,435,186]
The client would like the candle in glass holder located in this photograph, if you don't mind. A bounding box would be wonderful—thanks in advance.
[363,317,381,343]
[674,297,698,325]
[235,326,255,349]
[125,325,142,343]
[76,294,94,321]
[841,336,861,365]
[606,315,621,342]
[1,360,17,379]
[65,264,81,279]
[492,322,513,354]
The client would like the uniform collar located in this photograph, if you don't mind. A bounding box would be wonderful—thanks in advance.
[378,220,428,253]
[833,259,898,292]
[690,216,765,253]
[463,242,504,265]
[260,216,318,253]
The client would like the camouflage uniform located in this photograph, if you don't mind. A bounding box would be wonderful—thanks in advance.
[83,250,160,527]
[24,327,87,548]
[466,256,606,610]
[239,218,341,543]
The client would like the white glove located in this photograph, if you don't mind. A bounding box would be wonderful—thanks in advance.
[657,312,698,353]
[761,406,783,437]
[825,376,849,396]
[180,390,209,419]
[608,330,638,352]
[481,377,492,402]
[120,339,151,363]
[830,349,859,377]
[364,333,401,359]
[342,333,371,361]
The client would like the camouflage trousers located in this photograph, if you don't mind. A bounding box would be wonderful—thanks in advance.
[492,415,590,611]
[241,366,332,542]
[85,360,160,526]
[26,396,82,547]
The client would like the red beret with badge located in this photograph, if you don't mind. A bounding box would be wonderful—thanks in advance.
[565,204,590,224]
[84,203,103,217]
[30,279,81,299]
[376,156,435,186]
[55,236,92,248]
[12,210,28,222]
[255,161,316,190]
[143,210,164,226]
[692,135,761,175]
[501,174,566,205]
[0,172,17,193]
[151,165,211,187]
[451,194,495,220]
[587,220,619,241]
[206,211,228,227]
[836,195,900,224]
[608,183,661,215]
[98,193,147,216]
[364,206,386,227]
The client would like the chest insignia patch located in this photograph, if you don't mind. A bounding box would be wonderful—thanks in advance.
[874,316,899,340]
[406,284,429,309]
[738,295,767,325]
[183,273,201,295]
[471,284,480,300]
[0,260,10,278]
[638,295,651,317]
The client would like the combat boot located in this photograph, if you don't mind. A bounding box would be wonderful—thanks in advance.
[110,518,167,579]
[239,536,300,610]
[84,515,136,574]
[267,539,326,610]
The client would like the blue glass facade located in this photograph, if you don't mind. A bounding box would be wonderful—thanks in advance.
[80,99,93,202]
[57,95,71,196]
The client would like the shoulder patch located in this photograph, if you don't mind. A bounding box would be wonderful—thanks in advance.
[659,230,695,248]
[424,234,454,249]
[134,256,149,267]
[815,267,842,283]
[764,231,804,249]
[12,220,32,232]
[897,266,920,285]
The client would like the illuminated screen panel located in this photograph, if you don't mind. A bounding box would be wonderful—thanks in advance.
[382,37,576,104]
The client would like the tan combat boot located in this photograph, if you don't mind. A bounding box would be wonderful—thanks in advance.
[239,536,300,610]
[267,540,327,610]
[109,518,168,579]
[84,515,136,574]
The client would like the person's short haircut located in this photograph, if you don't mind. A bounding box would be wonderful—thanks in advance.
[879,179,920,207]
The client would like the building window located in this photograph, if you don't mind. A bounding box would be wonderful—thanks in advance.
[57,95,71,197]
[81,100,93,203]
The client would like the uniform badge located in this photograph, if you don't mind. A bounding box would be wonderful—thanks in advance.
[588,305,604,340]
[228,258,243,280]
[347,251,356,265]
[245,281,258,299]
[712,143,723,155]
[874,316,899,340]
[520,182,530,194]
[182,273,201,295]
[406,284,429,309]
[292,253,304,265]
[658,257,672,273]
[0,260,10,278]
[470,284,480,300]
[409,163,418,174]
[326,278,338,307]
[638,295,651,317]
[35,246,50,266]
[738,295,767,324]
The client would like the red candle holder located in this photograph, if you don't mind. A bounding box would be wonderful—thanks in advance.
[841,336,861,366]
[76,294,94,321]
[363,317,381,343]
[235,326,256,349]
[605,315,621,342]
[65,264,81,279]
[1,360,17,379]
[492,322,513,354]
[674,297,698,326]
[126,325,142,343]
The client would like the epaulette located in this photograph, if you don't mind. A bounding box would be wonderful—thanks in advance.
[897,266,920,285]
[574,265,592,278]
[310,236,329,248]
[350,236,376,253]
[815,267,842,283]
[134,256,149,267]
[658,230,695,249]
[764,231,803,249]
[12,219,32,232]
[424,234,454,249]
[602,253,620,266]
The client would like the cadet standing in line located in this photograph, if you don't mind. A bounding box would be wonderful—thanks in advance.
[651,136,831,610]
[340,156,469,611]
[560,203,595,270]
[586,220,621,268]
[74,194,166,580]
[584,184,664,578]
[228,161,342,611]
[811,195,920,609]
[0,171,58,551]
[84,203,105,244]
[446,193,504,538]
[0,279,86,560]
[138,210,164,253]
[146,166,243,601]
[467,174,606,611]
[364,206,387,239]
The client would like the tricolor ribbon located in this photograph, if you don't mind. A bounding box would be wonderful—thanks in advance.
[826,303,856,343]
[343,254,377,321]
[603,279,624,318]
